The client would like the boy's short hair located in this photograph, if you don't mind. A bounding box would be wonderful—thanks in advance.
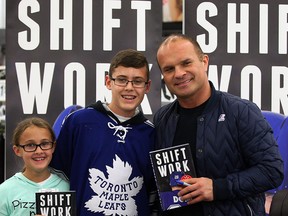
[109,49,150,80]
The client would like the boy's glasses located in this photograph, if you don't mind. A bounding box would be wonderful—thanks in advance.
[110,77,148,88]
[17,141,54,152]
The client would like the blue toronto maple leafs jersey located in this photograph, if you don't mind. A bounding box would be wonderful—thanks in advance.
[50,101,156,216]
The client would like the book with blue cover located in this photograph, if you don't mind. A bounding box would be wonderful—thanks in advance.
[36,191,76,216]
[149,143,196,211]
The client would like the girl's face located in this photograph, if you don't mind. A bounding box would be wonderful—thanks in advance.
[13,125,55,180]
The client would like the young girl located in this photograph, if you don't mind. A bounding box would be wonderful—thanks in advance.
[0,117,69,216]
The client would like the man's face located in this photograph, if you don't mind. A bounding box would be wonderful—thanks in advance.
[157,39,209,106]
[106,65,150,117]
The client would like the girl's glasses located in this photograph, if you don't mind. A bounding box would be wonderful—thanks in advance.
[17,141,54,152]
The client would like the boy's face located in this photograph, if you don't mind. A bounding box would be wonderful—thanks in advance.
[105,65,151,117]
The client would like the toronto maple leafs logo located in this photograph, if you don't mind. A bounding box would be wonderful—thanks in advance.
[85,155,143,215]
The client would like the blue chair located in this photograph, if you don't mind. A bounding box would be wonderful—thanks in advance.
[53,105,83,138]
[262,111,288,193]
[262,111,288,215]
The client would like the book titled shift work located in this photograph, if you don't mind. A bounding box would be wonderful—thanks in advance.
[35,191,76,216]
[150,143,196,211]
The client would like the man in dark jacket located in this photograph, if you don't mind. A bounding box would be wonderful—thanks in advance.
[154,34,284,216]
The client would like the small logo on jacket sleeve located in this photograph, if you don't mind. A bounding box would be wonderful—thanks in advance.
[218,114,226,122]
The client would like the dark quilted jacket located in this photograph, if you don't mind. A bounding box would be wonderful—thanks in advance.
[153,82,284,216]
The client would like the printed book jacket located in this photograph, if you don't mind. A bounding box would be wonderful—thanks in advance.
[35,191,76,216]
[150,143,196,211]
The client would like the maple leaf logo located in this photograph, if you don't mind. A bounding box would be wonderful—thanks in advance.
[85,155,143,215]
